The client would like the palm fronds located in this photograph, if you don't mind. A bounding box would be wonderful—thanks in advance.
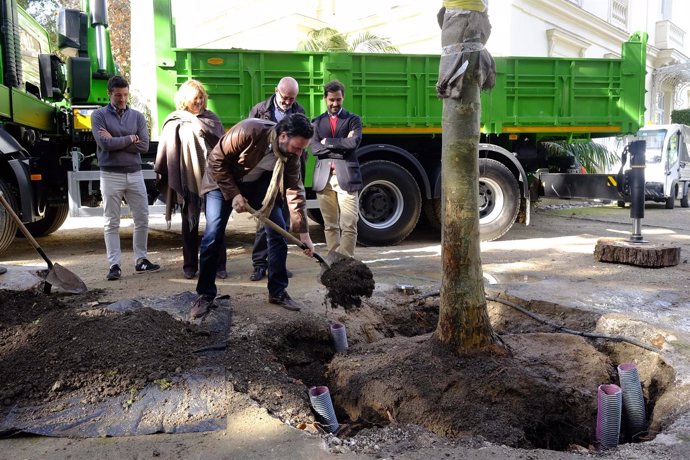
[541,141,619,173]
[298,28,399,53]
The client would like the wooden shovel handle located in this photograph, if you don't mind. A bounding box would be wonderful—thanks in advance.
[244,203,330,267]
[245,203,307,249]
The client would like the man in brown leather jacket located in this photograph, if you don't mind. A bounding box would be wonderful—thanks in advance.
[191,114,315,318]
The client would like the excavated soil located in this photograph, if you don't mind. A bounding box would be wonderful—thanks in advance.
[0,286,672,453]
[2,203,689,457]
[320,255,375,310]
[0,290,216,408]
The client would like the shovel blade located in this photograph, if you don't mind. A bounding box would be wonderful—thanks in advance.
[325,250,350,266]
[45,263,88,294]
[316,250,353,280]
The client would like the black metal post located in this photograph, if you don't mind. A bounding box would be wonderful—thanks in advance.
[628,139,646,243]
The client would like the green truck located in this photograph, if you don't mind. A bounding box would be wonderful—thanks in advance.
[0,0,122,254]
[0,0,647,255]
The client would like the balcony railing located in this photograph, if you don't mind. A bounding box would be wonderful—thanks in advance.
[655,20,685,50]
[609,0,628,30]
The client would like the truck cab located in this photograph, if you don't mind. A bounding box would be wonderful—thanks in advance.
[635,124,690,209]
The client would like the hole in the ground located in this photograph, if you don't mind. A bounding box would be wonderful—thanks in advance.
[261,295,677,452]
[261,317,379,433]
[261,318,333,388]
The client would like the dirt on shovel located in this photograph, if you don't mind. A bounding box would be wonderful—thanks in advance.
[246,203,374,310]
[319,250,375,310]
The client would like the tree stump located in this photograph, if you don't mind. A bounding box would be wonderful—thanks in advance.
[594,238,681,268]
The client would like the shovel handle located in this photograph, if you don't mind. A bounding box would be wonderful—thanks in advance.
[244,204,329,268]
[0,191,53,268]
[245,203,308,249]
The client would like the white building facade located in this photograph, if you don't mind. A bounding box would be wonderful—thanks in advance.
[135,0,690,128]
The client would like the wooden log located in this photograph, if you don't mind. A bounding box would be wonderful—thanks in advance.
[594,238,681,268]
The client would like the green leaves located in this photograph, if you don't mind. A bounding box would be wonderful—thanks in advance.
[540,141,618,173]
[298,28,399,53]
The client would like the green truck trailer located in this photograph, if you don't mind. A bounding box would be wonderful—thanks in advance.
[149,0,646,246]
[0,0,647,255]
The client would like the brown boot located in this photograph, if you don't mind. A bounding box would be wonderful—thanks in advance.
[191,296,214,318]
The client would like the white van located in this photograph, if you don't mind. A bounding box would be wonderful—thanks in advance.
[633,124,690,209]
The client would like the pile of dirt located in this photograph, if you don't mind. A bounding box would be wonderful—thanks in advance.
[0,290,215,409]
[327,332,612,450]
[0,286,669,455]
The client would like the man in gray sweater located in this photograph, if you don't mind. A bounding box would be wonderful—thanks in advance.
[91,76,160,280]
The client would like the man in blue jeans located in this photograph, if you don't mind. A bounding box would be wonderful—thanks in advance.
[191,114,315,318]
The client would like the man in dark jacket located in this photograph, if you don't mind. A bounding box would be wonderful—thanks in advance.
[310,80,363,257]
[191,114,315,318]
[247,77,305,282]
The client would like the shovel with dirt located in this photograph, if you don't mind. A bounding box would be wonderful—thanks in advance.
[0,191,87,294]
[246,204,374,310]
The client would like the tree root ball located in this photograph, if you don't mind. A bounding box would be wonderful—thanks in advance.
[320,257,375,310]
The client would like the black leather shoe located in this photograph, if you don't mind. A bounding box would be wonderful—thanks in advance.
[250,267,267,281]
[286,269,293,279]
[268,291,302,311]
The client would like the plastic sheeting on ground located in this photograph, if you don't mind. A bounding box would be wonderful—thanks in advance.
[0,292,231,438]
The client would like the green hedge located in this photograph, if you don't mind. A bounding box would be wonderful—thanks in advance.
[671,109,690,125]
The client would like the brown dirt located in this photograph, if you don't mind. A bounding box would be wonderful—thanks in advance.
[1,205,689,458]
[0,290,216,408]
[320,255,375,310]
[0,284,650,452]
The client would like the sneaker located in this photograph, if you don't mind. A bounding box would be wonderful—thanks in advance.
[216,269,228,279]
[268,291,302,312]
[183,270,196,280]
[250,267,267,281]
[191,295,214,319]
[106,264,121,281]
[135,258,160,274]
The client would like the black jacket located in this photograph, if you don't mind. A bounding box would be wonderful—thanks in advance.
[248,94,305,122]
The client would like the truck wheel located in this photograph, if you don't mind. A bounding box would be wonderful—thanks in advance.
[422,198,442,231]
[665,196,675,209]
[0,180,18,255]
[681,193,689,208]
[478,158,520,241]
[22,203,69,237]
[358,160,421,246]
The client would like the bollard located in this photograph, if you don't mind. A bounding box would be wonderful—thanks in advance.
[627,139,646,243]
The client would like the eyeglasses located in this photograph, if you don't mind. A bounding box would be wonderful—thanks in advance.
[276,90,296,103]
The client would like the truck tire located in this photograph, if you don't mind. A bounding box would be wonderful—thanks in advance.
[478,158,520,241]
[358,160,421,246]
[0,180,18,255]
[681,192,689,208]
[665,196,675,209]
[422,198,442,231]
[22,203,69,237]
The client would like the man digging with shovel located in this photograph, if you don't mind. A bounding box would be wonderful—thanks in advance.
[191,113,315,318]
